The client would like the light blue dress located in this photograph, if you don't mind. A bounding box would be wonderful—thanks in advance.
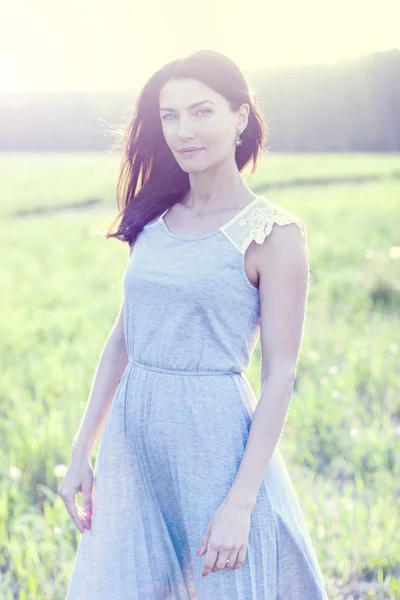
[66,195,328,599]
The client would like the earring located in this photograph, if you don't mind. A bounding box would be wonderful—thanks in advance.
[234,129,242,147]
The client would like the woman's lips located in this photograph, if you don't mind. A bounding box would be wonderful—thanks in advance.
[178,148,205,156]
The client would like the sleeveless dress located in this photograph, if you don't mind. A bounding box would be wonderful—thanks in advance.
[65,195,328,600]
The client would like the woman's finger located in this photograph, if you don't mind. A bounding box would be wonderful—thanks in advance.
[201,543,219,577]
[81,475,94,523]
[198,521,211,556]
[212,550,233,572]
[232,546,247,570]
[60,491,85,533]
[76,504,91,527]
[226,548,239,569]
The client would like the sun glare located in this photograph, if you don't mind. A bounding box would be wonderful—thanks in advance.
[0,0,398,93]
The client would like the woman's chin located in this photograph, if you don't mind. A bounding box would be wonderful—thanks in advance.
[179,162,209,173]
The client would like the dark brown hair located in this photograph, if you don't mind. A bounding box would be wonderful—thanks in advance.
[105,49,268,247]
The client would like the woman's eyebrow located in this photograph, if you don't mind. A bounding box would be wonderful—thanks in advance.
[159,100,216,112]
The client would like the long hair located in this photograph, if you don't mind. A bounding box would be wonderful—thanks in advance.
[105,49,268,247]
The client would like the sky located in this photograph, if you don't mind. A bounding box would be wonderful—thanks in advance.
[0,0,398,94]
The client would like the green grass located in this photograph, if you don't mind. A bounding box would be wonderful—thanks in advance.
[1,152,399,599]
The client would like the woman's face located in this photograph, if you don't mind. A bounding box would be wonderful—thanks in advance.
[159,78,249,173]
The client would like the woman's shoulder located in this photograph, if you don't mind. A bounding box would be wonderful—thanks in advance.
[220,195,308,254]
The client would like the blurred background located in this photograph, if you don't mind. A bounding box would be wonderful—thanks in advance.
[1,0,399,598]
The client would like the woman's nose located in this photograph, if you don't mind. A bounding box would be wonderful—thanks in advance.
[177,118,195,140]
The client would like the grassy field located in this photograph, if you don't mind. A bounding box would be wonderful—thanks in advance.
[1,152,399,599]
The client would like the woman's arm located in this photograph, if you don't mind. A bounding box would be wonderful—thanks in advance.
[71,305,128,460]
[71,245,133,460]
[225,222,309,509]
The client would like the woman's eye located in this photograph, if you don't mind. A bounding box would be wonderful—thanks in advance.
[162,108,212,121]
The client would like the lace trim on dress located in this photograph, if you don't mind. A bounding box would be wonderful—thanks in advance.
[220,198,308,254]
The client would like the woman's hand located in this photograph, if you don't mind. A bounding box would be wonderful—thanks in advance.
[57,453,94,533]
[197,497,252,577]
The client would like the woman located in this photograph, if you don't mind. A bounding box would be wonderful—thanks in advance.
[60,49,328,599]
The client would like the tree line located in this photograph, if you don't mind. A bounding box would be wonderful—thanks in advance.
[0,48,398,153]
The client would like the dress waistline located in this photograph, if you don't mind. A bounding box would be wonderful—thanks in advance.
[128,359,242,377]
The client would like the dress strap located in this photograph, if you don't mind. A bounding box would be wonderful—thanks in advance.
[220,196,308,254]
[143,208,169,228]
